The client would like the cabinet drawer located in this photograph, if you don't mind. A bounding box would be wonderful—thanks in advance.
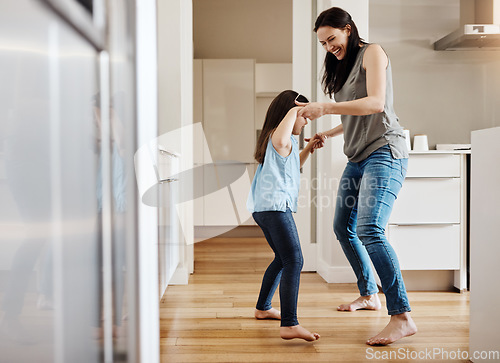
[407,154,460,177]
[388,224,460,270]
[390,178,460,224]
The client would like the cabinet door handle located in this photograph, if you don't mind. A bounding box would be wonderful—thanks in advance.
[158,147,180,157]
[158,178,178,184]
[390,223,458,226]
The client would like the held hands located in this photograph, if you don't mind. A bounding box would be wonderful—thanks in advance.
[305,133,327,154]
[289,101,328,153]
[295,100,325,121]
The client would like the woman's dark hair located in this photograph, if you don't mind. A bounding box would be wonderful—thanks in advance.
[254,90,308,164]
[315,7,367,97]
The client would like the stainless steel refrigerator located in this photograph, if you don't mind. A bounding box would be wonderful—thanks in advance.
[0,1,157,361]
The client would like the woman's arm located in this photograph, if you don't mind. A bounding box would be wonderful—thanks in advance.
[302,124,343,157]
[297,44,388,120]
[322,123,344,138]
[272,106,301,157]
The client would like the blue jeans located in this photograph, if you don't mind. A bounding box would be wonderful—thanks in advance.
[333,145,411,315]
[253,209,303,327]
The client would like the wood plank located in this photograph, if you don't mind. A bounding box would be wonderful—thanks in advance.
[160,237,470,362]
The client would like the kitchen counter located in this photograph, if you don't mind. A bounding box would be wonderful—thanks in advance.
[409,149,471,155]
[388,150,469,291]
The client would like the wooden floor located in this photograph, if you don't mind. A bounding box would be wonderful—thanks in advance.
[160,237,470,362]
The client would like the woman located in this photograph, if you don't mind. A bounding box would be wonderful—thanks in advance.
[247,90,322,341]
[296,7,417,345]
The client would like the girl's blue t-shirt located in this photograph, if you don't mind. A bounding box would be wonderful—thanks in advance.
[247,135,300,213]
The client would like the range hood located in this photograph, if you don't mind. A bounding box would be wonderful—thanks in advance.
[434,0,500,50]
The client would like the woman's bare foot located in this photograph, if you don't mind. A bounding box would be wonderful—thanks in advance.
[280,325,320,341]
[254,308,281,320]
[337,294,382,311]
[366,312,417,346]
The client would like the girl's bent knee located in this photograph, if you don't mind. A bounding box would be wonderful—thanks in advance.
[283,257,303,270]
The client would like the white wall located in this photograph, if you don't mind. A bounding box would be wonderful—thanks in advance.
[293,0,316,271]
[370,0,500,148]
[157,0,194,284]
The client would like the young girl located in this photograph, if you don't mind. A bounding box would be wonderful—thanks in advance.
[247,90,322,341]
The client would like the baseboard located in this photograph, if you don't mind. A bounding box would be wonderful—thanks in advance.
[402,270,456,291]
[316,262,457,291]
[168,266,189,285]
[194,225,264,239]
[317,259,356,284]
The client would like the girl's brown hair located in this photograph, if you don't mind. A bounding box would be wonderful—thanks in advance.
[254,90,308,164]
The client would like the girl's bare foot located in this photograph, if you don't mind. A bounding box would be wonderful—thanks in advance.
[254,308,281,320]
[280,325,320,341]
[366,312,417,345]
[337,294,382,311]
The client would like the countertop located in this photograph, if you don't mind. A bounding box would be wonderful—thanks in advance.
[409,149,471,155]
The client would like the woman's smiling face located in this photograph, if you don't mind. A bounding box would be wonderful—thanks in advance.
[317,25,351,60]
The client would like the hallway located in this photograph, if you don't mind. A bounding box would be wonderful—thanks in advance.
[160,237,469,362]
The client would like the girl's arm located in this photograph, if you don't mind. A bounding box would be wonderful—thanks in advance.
[271,106,301,157]
[302,124,343,159]
[296,44,388,120]
[299,134,324,167]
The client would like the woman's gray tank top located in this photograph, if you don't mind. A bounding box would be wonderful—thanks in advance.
[334,44,408,163]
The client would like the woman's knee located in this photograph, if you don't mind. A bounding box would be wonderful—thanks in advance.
[333,229,346,245]
[356,223,385,245]
[333,216,346,241]
[333,218,357,245]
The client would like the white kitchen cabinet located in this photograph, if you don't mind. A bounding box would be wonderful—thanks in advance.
[388,224,460,270]
[387,151,470,291]
[255,63,293,95]
[202,59,255,163]
[391,178,461,224]
[193,59,255,226]
[158,149,180,294]
[404,153,461,177]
